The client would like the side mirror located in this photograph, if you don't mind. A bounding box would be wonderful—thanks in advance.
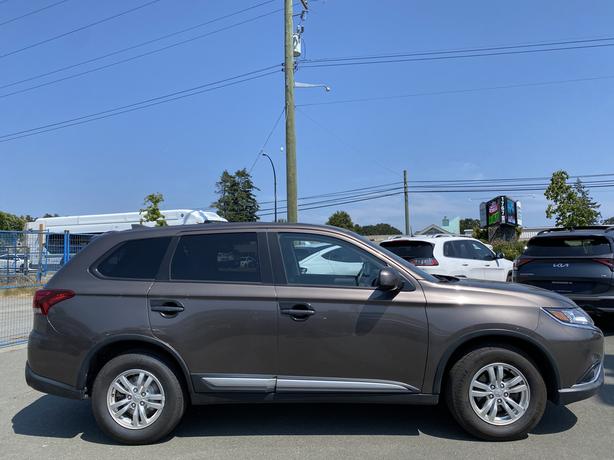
[376,267,403,291]
[495,252,505,259]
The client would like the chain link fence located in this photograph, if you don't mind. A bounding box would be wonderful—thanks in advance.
[0,230,94,347]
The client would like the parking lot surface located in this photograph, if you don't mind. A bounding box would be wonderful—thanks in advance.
[1,320,613,460]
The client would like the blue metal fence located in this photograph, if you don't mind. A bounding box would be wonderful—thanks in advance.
[0,230,94,347]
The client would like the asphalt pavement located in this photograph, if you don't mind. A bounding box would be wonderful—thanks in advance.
[1,319,613,460]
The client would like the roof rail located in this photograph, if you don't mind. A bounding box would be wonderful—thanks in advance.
[537,225,614,235]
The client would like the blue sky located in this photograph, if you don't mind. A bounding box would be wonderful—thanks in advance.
[1,0,613,231]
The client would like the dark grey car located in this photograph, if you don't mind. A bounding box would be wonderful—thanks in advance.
[514,226,614,315]
[26,223,604,444]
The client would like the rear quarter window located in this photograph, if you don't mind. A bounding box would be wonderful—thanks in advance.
[96,237,171,279]
[525,236,612,257]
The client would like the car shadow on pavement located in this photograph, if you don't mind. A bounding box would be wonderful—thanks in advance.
[12,396,577,445]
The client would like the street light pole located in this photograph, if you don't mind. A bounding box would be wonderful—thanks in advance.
[262,152,277,222]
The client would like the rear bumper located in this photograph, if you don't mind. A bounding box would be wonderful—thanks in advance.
[557,362,604,405]
[25,362,86,400]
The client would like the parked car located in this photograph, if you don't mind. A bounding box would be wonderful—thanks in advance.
[26,223,603,444]
[298,243,364,276]
[380,235,514,282]
[0,253,26,274]
[513,226,614,316]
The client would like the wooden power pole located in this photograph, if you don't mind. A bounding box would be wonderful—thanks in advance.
[284,0,298,222]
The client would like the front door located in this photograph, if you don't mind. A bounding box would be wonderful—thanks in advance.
[271,231,428,392]
[148,231,278,393]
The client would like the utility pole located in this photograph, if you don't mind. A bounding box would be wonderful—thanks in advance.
[404,169,411,235]
[284,0,298,222]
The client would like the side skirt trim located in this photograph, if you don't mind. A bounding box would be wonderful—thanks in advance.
[194,374,418,394]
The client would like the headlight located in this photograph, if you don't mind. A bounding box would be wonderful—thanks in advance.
[542,307,594,328]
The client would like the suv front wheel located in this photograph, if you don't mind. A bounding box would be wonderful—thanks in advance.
[446,346,547,441]
[91,353,185,444]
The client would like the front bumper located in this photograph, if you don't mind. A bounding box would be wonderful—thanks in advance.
[25,362,86,400]
[557,361,604,405]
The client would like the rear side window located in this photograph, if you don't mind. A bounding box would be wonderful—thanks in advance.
[171,233,261,283]
[380,240,434,259]
[97,237,171,279]
[525,236,612,256]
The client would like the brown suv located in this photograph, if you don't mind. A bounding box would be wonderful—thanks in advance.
[26,223,604,444]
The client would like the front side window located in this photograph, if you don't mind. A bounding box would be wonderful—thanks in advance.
[171,232,261,283]
[469,241,495,261]
[278,233,386,287]
[97,237,171,279]
[446,240,494,261]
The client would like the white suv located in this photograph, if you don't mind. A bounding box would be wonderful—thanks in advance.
[380,235,513,282]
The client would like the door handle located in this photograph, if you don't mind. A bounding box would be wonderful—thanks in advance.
[462,263,469,266]
[150,300,184,316]
[279,302,315,321]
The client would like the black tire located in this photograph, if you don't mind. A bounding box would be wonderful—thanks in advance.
[445,346,546,441]
[91,353,185,445]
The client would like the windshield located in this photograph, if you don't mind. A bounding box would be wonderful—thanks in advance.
[356,235,440,282]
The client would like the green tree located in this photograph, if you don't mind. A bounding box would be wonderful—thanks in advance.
[140,193,167,227]
[460,218,481,233]
[356,223,402,236]
[604,217,614,225]
[0,211,25,231]
[326,211,356,231]
[211,169,260,222]
[545,170,601,227]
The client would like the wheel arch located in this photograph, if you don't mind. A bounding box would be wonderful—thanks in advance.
[77,334,193,400]
[433,330,561,402]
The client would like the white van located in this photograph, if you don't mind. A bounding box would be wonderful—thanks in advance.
[25,209,227,269]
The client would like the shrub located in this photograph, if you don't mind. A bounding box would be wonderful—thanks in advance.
[491,240,527,260]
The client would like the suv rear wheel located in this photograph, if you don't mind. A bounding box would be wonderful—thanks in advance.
[91,353,185,444]
[445,346,546,441]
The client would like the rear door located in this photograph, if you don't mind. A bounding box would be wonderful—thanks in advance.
[271,231,428,392]
[148,231,279,393]
[517,235,613,295]
[442,240,484,279]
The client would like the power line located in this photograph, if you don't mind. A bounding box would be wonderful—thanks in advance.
[295,107,398,177]
[257,175,614,213]
[260,180,404,204]
[0,7,283,99]
[0,0,162,59]
[0,1,279,95]
[260,174,614,205]
[0,0,70,28]
[297,75,614,107]
[301,36,614,64]
[260,182,614,216]
[0,65,280,143]
[249,106,285,173]
[300,42,614,69]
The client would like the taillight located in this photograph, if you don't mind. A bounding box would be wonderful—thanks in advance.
[410,257,439,266]
[514,258,533,269]
[32,289,75,315]
[593,258,614,271]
